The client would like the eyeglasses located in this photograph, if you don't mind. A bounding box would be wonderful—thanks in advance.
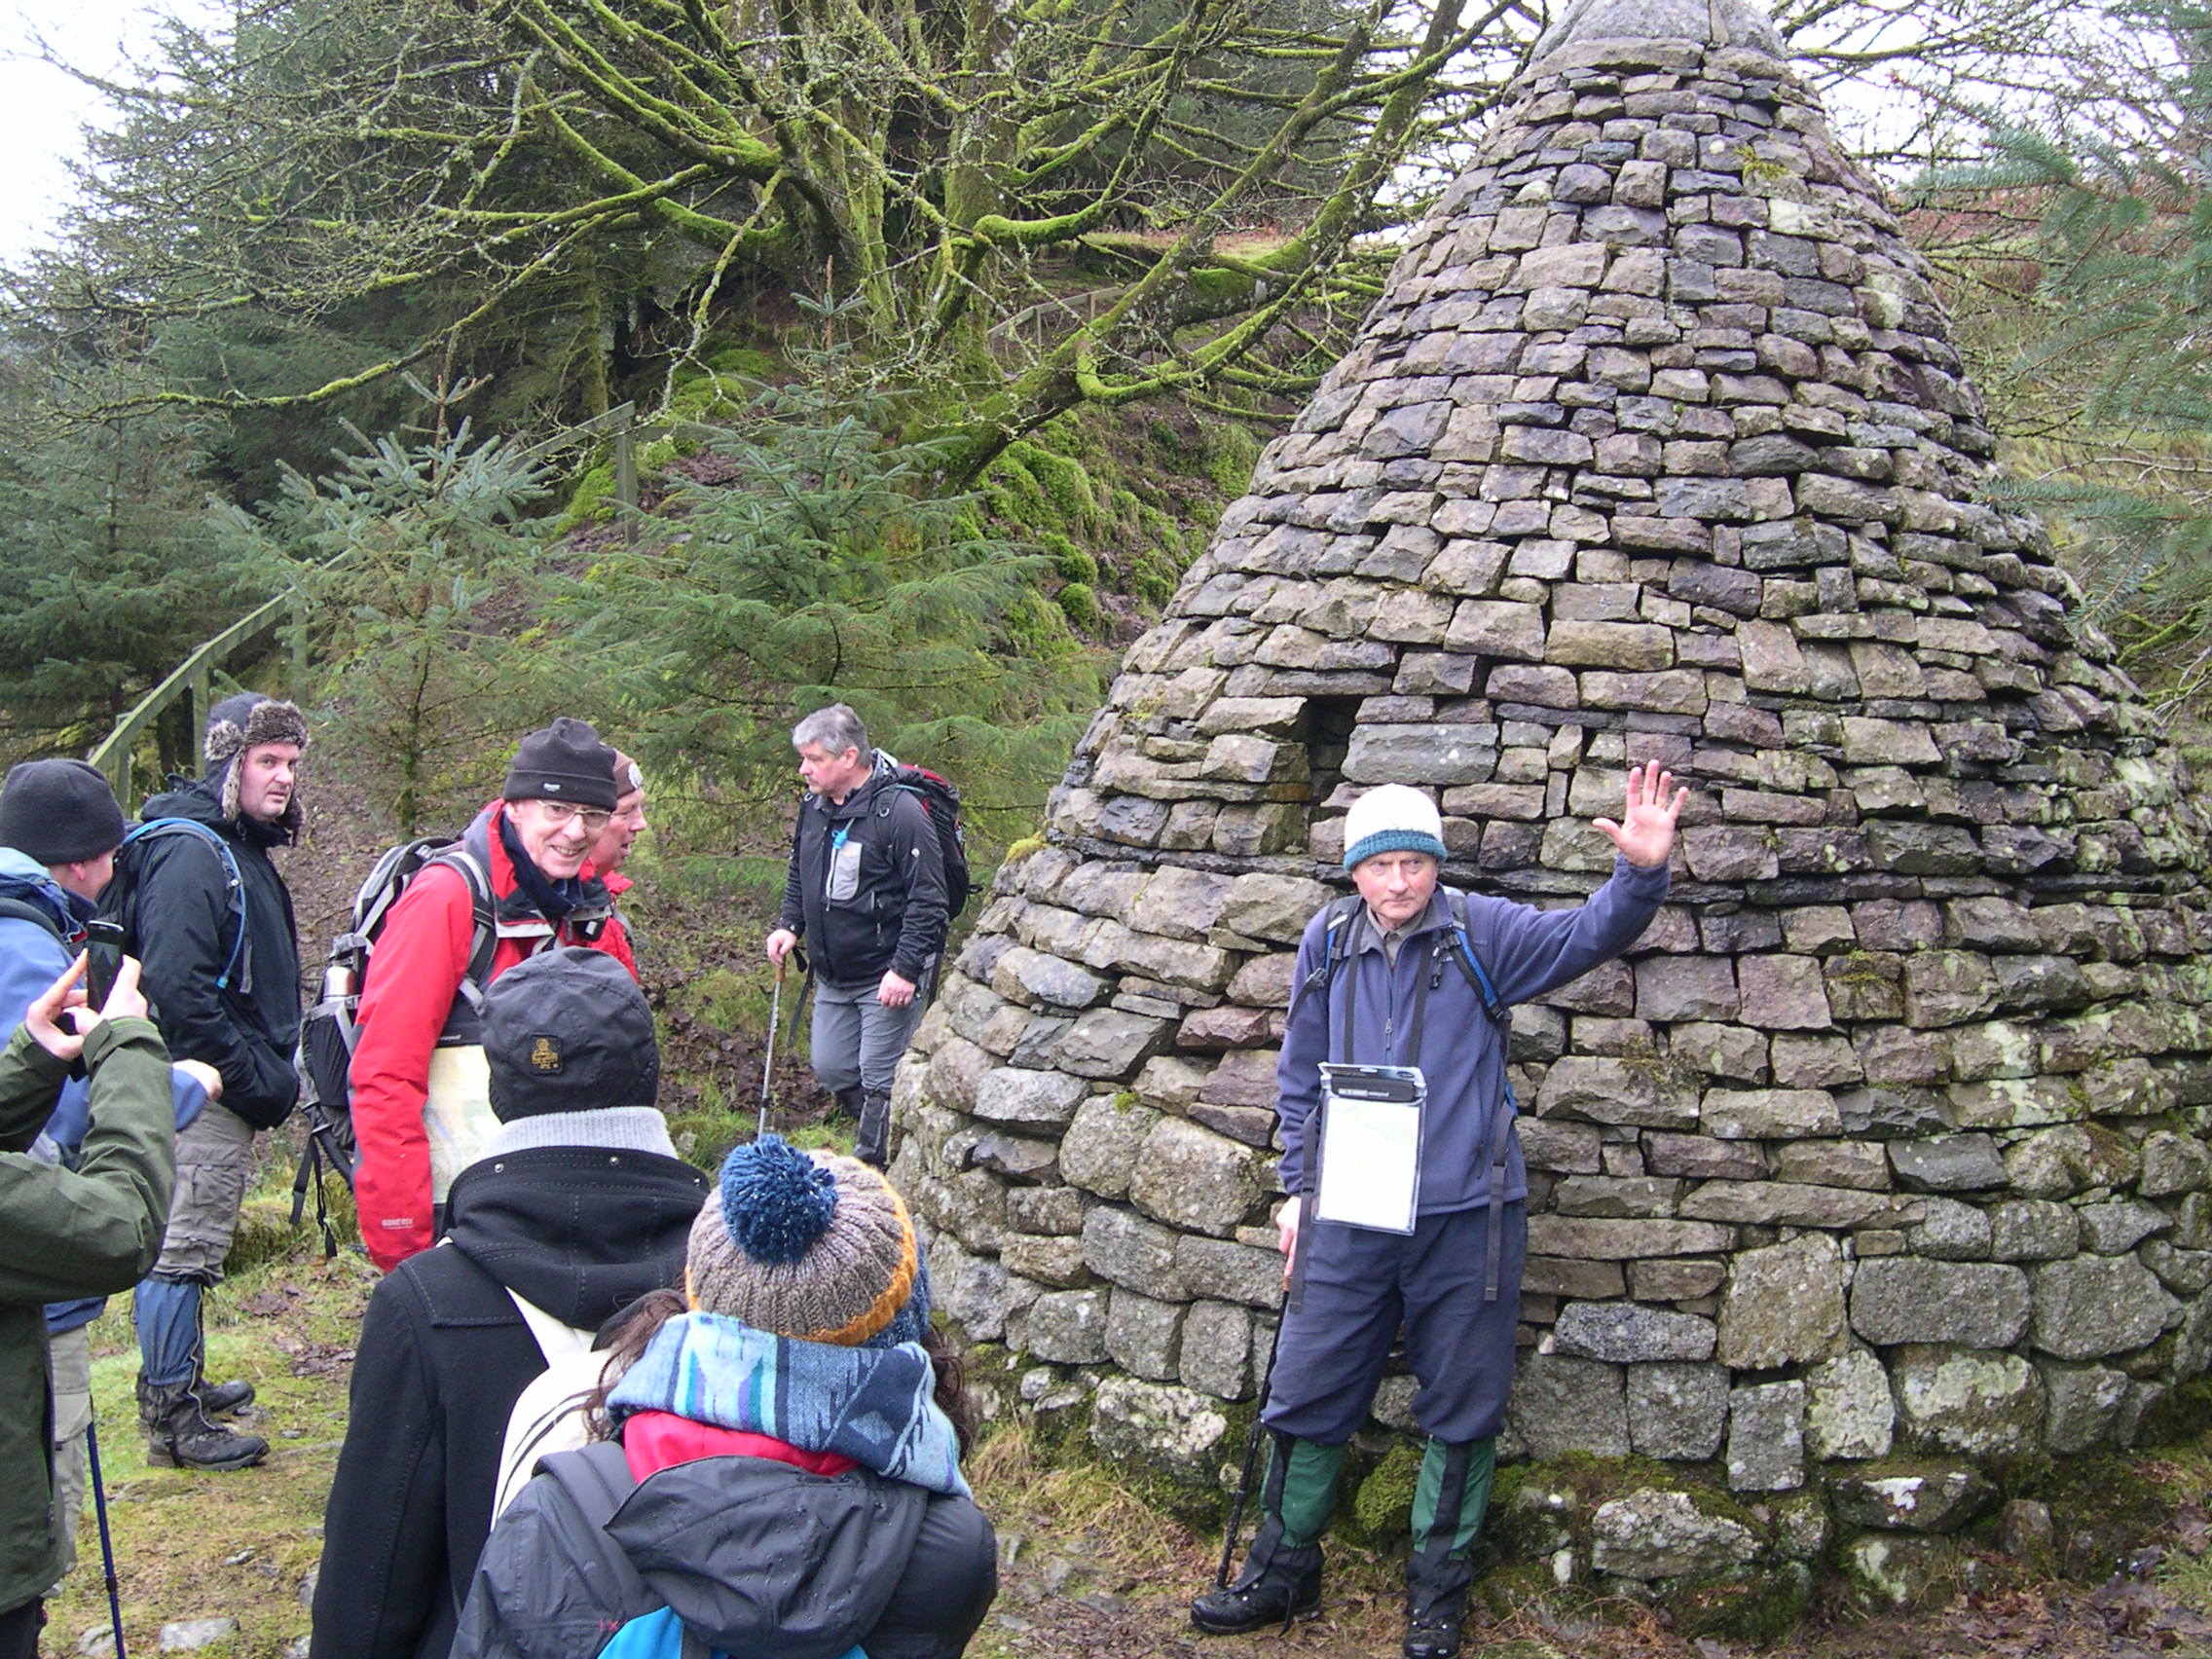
[533,800,612,832]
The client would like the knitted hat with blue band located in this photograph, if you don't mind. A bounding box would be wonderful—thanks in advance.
[1342,784,1448,870]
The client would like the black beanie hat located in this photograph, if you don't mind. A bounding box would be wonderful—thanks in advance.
[0,760,128,866]
[503,719,621,811]
[483,946,660,1121]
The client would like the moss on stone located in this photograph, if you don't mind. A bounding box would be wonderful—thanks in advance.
[1667,1563,1813,1642]
[1056,580,1100,631]
[1348,1438,1423,1546]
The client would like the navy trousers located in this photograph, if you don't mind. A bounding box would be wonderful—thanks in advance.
[1263,1201,1526,1447]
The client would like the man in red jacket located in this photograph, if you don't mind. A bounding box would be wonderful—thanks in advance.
[349,719,637,1272]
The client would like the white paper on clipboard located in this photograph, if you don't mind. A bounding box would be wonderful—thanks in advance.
[1311,1063,1423,1235]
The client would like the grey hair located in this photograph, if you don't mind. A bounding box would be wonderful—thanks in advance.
[793,703,868,758]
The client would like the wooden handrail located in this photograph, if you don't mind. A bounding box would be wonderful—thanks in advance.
[86,404,642,803]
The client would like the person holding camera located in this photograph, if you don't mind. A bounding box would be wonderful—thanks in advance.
[0,952,183,1659]
[0,759,221,1587]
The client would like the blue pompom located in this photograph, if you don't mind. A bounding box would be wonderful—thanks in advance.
[719,1134,839,1265]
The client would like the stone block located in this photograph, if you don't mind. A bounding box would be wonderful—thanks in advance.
[1007,1185,1086,1236]
[1899,952,2001,1028]
[1909,1198,1994,1262]
[1344,726,1495,785]
[1625,1362,1729,1460]
[1893,1346,2043,1458]
[1060,1095,1161,1198]
[1527,1216,1734,1259]
[1512,1352,1629,1457]
[1770,1139,1889,1189]
[1546,620,1675,670]
[1643,1132,1764,1180]
[1179,1300,1253,1399]
[2076,1200,2168,1255]
[1992,1170,2086,1244]
[1125,866,1237,941]
[1806,1349,1895,1459]
[1851,1259,2030,1348]
[1682,1181,1905,1228]
[1088,1377,1232,1488]
[2041,1363,2130,1454]
[1554,1302,1716,1363]
[1104,1288,1185,1381]
[991,946,1109,1010]
[1051,1008,1174,1080]
[1001,1233,1088,1286]
[1178,1235,1286,1309]
[1735,954,1833,1029]
[1700,1088,1843,1139]
[1635,955,1740,1021]
[1718,1234,1846,1368]
[1525,1257,1630,1299]
[1534,1055,1697,1127]
[1129,1118,1261,1237]
[1448,601,1547,658]
[1728,1381,1806,1492]
[1012,1287,1108,1364]
[1628,1259,1726,1301]
[1889,1134,2006,1193]
[1216,873,1333,945]
[2030,1256,2174,1359]
[1590,1490,1758,1578]
[1081,1203,1183,1295]
[1833,1463,1995,1533]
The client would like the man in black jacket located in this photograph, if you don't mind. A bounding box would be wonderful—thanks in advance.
[765,704,949,1168]
[116,692,308,1471]
[312,947,708,1659]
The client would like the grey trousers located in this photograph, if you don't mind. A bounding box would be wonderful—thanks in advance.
[46,1325,91,1592]
[811,977,926,1099]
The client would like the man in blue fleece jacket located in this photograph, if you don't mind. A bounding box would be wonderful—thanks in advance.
[1193,765,1684,1659]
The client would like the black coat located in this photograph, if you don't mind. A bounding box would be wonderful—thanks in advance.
[776,762,950,988]
[453,1443,997,1659]
[310,1141,708,1659]
[115,779,302,1127]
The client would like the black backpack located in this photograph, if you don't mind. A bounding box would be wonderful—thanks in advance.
[291,836,494,1250]
[874,754,976,920]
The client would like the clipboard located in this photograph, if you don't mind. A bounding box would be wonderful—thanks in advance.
[1310,1063,1423,1235]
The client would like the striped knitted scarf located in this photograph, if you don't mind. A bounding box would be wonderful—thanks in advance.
[606,1310,969,1497]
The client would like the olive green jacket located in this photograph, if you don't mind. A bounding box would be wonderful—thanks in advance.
[0,1017,176,1612]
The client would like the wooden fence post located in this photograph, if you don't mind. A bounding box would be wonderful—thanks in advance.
[615,415,639,546]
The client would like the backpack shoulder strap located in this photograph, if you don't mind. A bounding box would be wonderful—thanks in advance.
[0,896,68,945]
[425,848,498,1014]
[1441,888,1507,1030]
[126,819,248,991]
[1290,895,1362,1016]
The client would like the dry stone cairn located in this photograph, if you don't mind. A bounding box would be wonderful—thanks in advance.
[896,0,2212,1600]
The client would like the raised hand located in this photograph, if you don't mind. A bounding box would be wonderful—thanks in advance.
[1592,762,1688,869]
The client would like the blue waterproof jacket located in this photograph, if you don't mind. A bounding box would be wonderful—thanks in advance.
[1275,858,1669,1214]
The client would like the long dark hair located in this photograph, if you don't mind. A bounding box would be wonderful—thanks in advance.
[582,1288,979,1455]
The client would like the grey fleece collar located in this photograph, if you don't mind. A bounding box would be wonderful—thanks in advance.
[482,1106,678,1161]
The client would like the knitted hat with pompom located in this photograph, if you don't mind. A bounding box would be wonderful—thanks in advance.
[686,1134,925,1347]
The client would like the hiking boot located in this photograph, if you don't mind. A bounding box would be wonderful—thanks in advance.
[855,1091,893,1169]
[195,1377,255,1417]
[1402,1543,1474,1659]
[138,1378,269,1471]
[1190,1520,1323,1634]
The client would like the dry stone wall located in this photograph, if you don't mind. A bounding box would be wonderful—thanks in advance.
[894,0,2212,1588]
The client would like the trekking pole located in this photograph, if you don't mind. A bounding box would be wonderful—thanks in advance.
[757,957,786,1140]
[86,1419,127,1659]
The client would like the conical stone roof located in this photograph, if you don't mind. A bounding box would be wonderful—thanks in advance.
[898,0,2212,1529]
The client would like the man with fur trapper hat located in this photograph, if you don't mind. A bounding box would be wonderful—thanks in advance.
[349,718,639,1272]
[108,692,309,1472]
[313,947,707,1659]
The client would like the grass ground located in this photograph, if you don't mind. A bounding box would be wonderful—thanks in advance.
[42,1158,2212,1659]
